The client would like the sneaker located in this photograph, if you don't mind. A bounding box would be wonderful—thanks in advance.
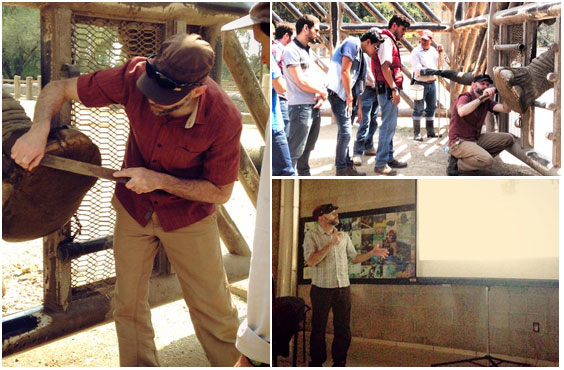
[427,132,443,138]
[387,159,407,168]
[413,134,423,142]
[336,166,366,176]
[352,155,362,166]
[374,165,397,176]
[447,155,459,176]
[363,148,377,156]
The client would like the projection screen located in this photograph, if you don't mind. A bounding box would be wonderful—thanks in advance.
[417,179,558,280]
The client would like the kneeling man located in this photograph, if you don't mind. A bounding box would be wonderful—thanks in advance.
[447,74,514,175]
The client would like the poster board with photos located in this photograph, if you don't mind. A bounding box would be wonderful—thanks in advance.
[298,204,416,284]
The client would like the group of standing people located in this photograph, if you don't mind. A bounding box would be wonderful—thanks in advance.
[272,13,516,177]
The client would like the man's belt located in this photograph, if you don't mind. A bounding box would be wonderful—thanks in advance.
[414,79,436,84]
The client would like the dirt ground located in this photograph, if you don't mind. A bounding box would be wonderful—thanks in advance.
[305,114,541,177]
[2,97,258,366]
[1,181,253,367]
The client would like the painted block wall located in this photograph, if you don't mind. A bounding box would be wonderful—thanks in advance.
[296,284,558,362]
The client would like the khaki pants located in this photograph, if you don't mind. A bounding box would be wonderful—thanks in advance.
[112,197,240,367]
[450,132,514,171]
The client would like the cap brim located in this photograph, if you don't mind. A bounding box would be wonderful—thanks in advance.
[136,72,191,106]
[221,14,258,31]
[421,36,431,40]
[474,77,494,84]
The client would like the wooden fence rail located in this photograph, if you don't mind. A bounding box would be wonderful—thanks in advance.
[2,75,42,100]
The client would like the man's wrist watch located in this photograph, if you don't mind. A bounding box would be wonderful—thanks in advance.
[392,87,399,93]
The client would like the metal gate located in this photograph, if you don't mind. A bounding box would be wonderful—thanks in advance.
[69,15,165,289]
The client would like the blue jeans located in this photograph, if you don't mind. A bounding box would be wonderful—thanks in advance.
[280,98,290,136]
[272,129,295,176]
[288,104,314,169]
[375,92,398,167]
[297,108,321,176]
[353,87,379,156]
[412,82,436,120]
[328,92,353,171]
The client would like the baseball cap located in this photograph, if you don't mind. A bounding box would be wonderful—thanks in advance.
[313,204,339,220]
[136,33,214,105]
[472,74,494,84]
[221,2,270,31]
[420,30,433,40]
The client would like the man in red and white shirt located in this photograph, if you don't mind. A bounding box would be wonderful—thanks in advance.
[11,33,242,366]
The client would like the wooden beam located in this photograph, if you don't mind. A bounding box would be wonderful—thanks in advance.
[43,224,72,312]
[40,5,72,128]
[414,2,442,24]
[238,143,259,208]
[360,2,387,23]
[494,2,561,26]
[222,31,268,140]
[308,2,328,20]
[216,205,251,257]
[553,17,561,167]
[390,2,416,23]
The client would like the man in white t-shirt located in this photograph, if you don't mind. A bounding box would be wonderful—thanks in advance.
[410,30,443,141]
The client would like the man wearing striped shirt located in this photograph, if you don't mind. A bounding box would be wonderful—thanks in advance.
[303,203,389,367]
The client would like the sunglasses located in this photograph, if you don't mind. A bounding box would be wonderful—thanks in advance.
[145,55,202,91]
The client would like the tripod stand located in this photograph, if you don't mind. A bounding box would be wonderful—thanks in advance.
[431,286,530,367]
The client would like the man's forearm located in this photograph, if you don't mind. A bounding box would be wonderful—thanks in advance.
[341,70,352,99]
[159,173,233,204]
[352,251,373,264]
[381,64,396,88]
[306,242,333,267]
[458,98,483,117]
[33,78,80,129]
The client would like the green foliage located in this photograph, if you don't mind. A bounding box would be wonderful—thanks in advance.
[537,21,555,47]
[2,5,41,79]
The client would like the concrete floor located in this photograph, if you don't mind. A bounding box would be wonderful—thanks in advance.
[275,334,558,367]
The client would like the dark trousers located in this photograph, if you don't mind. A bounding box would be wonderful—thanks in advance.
[309,285,352,367]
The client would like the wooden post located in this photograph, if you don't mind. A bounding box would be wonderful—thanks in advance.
[485,2,498,132]
[206,25,224,85]
[449,4,460,109]
[217,205,252,257]
[43,224,72,312]
[37,75,42,91]
[552,17,561,167]
[239,142,259,208]
[25,76,33,100]
[40,5,74,311]
[222,30,268,140]
[40,5,72,127]
[13,75,21,99]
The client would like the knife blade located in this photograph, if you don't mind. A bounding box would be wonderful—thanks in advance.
[40,154,129,183]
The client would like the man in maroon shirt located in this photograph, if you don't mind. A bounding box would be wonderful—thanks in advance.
[11,33,242,366]
[447,74,514,175]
